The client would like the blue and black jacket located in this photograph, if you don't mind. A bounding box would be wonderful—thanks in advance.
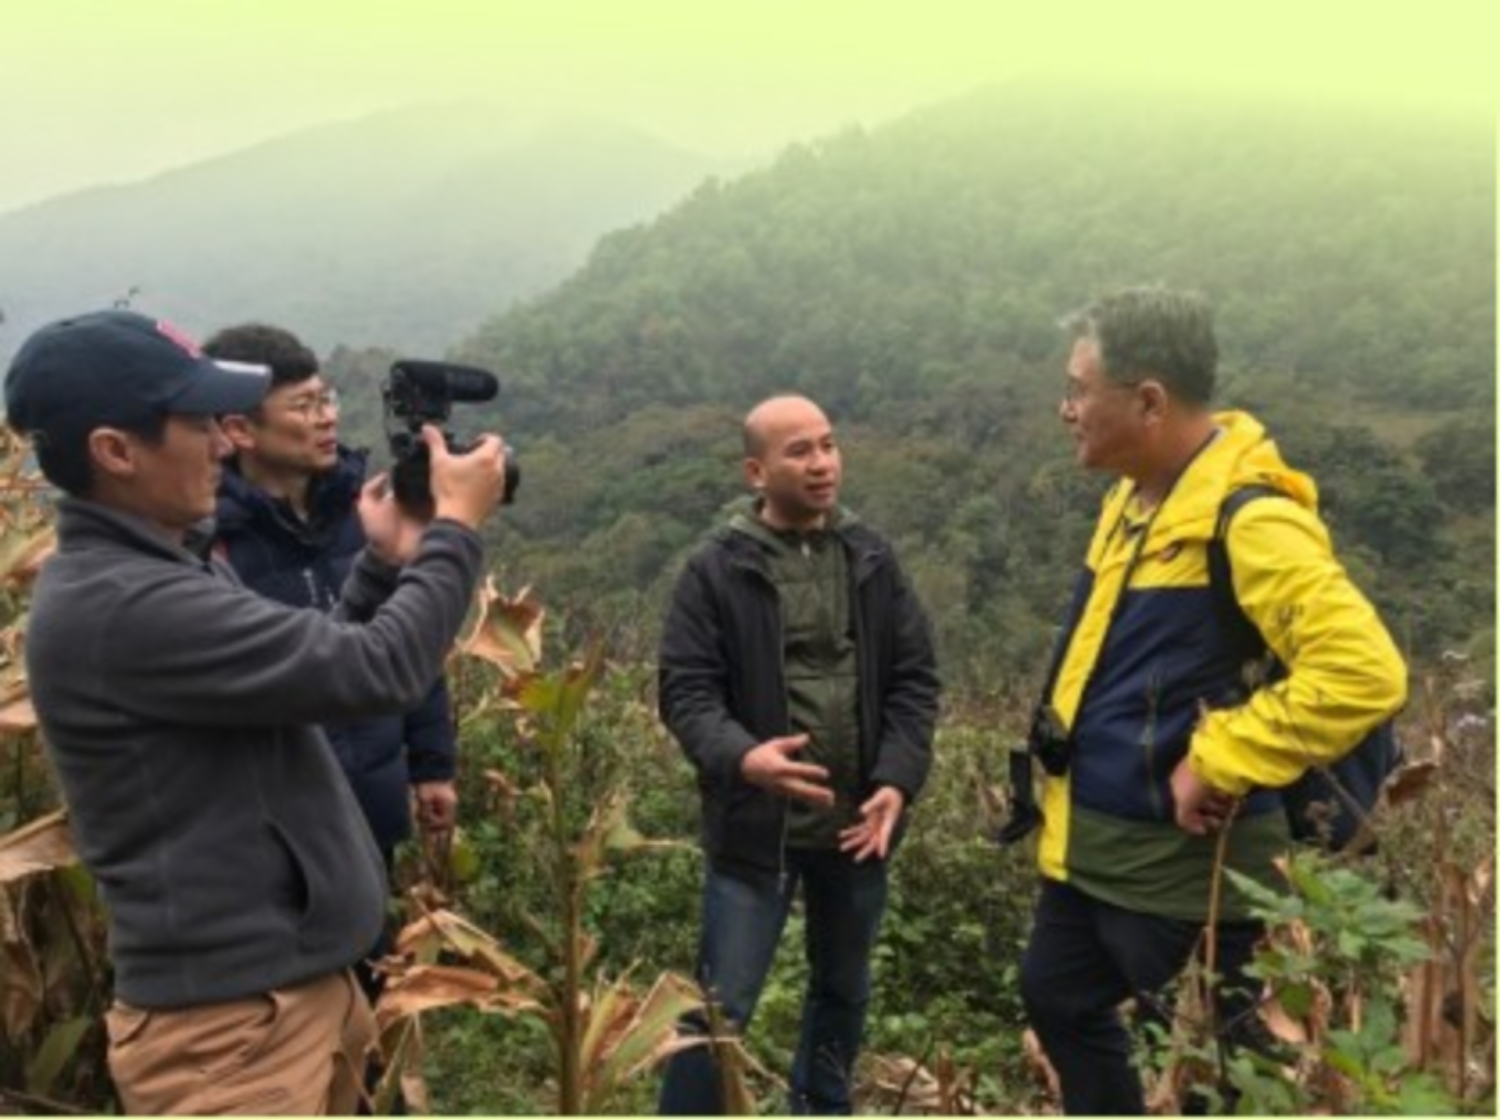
[1038,411,1406,920]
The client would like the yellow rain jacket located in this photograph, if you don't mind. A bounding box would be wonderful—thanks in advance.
[1037,411,1407,919]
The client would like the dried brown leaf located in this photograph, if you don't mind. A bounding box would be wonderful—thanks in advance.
[1260,992,1312,1045]
[1469,854,1494,908]
[484,768,521,801]
[399,1026,431,1116]
[0,695,35,734]
[1401,937,1444,1067]
[376,964,543,1031]
[1021,1027,1061,1102]
[393,908,548,1000]
[372,1011,432,1114]
[973,773,1006,823]
[578,972,636,1077]
[1,923,44,1040]
[592,971,705,1099]
[868,1054,942,1112]
[0,526,54,589]
[458,578,544,676]
[1384,760,1439,807]
[0,811,77,884]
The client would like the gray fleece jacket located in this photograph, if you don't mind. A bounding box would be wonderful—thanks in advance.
[25,499,484,1009]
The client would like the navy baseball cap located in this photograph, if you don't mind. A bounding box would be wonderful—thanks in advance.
[4,310,271,446]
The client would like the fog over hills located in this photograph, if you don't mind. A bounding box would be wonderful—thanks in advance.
[0,102,740,361]
[455,82,1493,430]
[397,82,1492,681]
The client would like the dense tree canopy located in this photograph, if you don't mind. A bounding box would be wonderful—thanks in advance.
[332,85,1493,690]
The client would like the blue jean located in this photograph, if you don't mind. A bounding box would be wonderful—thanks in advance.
[658,848,890,1115]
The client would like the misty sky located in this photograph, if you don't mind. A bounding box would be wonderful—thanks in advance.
[0,0,1490,214]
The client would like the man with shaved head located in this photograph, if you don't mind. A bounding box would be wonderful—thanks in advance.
[657,394,940,1114]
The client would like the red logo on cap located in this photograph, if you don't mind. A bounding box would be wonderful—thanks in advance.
[155,319,203,357]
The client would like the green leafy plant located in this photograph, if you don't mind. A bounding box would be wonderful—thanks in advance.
[373,585,738,1114]
[0,429,115,1114]
[1134,677,1496,1117]
[1218,851,1448,1114]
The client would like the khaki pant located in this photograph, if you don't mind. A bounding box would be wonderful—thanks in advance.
[105,970,376,1115]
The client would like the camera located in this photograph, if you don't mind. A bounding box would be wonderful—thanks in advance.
[994,705,1068,847]
[381,359,520,519]
[1028,705,1071,777]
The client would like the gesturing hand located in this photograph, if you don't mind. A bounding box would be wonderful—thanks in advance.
[839,785,906,862]
[740,734,834,807]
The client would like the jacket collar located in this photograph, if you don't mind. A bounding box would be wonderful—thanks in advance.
[719,500,887,583]
[55,497,206,566]
[1092,410,1317,559]
[215,445,367,541]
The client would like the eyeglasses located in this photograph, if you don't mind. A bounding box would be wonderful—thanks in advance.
[1062,377,1140,405]
[282,388,340,421]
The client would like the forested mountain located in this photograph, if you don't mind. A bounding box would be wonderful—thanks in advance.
[0,103,735,359]
[334,84,1492,691]
[458,85,1492,420]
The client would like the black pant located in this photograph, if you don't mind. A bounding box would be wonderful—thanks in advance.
[1019,879,1263,1115]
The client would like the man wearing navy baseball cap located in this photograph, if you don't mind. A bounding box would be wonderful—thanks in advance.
[5,310,511,1114]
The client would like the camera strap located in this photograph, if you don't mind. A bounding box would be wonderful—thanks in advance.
[997,506,1155,845]
[997,428,1221,847]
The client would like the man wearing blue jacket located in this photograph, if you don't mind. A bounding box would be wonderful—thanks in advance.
[203,323,459,871]
[1019,287,1408,1113]
[5,309,508,1113]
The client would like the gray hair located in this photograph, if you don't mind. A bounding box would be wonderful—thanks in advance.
[1063,286,1218,405]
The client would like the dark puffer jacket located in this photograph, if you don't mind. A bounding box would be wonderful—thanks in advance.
[658,510,941,878]
[213,447,457,857]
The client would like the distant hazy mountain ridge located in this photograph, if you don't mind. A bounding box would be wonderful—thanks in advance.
[0,103,737,361]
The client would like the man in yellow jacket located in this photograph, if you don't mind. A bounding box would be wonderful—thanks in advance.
[1018,286,1407,1114]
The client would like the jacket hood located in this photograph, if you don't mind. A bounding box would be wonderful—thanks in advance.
[215,445,367,537]
[723,495,860,550]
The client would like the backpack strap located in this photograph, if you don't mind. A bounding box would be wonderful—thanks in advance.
[1210,484,1402,850]
[1207,484,1287,663]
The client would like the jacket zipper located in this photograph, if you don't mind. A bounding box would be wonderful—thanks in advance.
[732,532,883,883]
[778,786,791,895]
[1142,671,1164,819]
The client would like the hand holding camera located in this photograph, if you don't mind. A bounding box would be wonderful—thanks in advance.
[425,425,508,530]
[357,427,508,564]
[357,473,425,565]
